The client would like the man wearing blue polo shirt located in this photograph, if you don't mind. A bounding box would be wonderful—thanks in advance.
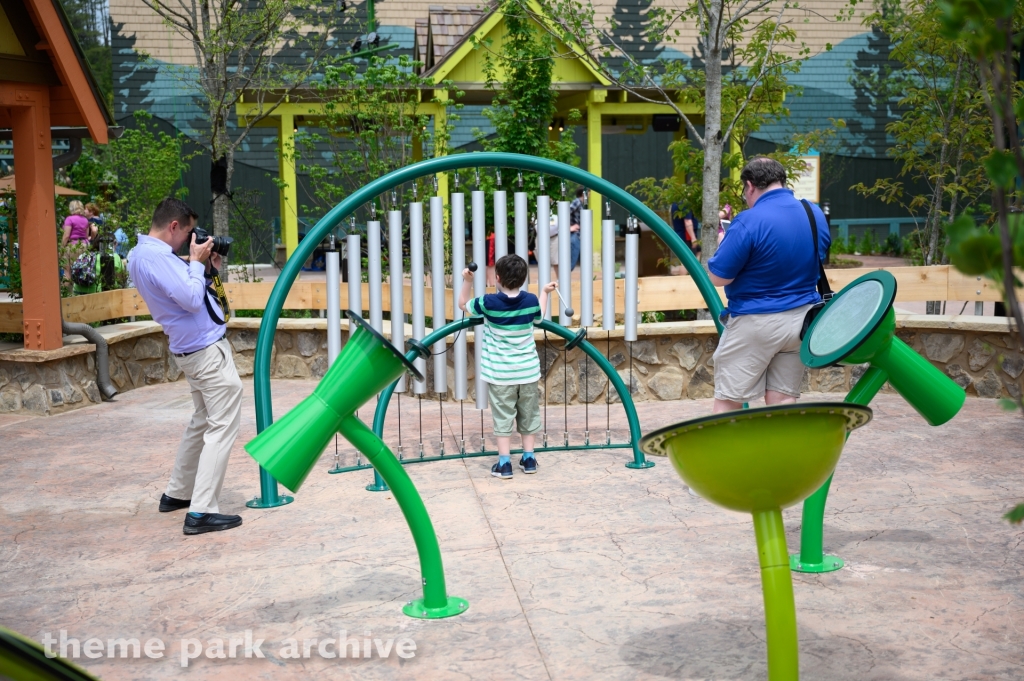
[707,157,830,414]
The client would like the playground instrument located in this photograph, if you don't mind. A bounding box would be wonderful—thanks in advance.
[791,270,966,573]
[641,403,873,681]
[245,311,468,619]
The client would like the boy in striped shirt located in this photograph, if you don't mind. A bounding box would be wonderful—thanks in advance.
[460,254,557,479]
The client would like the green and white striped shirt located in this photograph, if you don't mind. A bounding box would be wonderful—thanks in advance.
[467,290,541,385]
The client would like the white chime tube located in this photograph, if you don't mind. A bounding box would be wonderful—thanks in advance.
[557,200,571,326]
[430,195,447,394]
[514,191,528,274]
[602,217,615,331]
[624,217,639,342]
[580,208,593,327]
[388,209,406,392]
[326,245,341,365]
[347,232,361,318]
[451,192,468,401]
[494,190,507,261]
[367,219,383,333]
[536,195,551,319]
[472,189,488,410]
[410,201,426,394]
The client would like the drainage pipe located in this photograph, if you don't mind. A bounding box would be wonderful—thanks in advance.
[61,321,117,400]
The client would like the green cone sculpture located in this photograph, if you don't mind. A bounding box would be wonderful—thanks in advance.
[245,312,468,619]
[641,403,873,681]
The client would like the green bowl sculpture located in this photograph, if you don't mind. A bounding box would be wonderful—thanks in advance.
[640,402,872,681]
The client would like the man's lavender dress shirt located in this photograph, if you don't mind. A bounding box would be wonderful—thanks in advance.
[128,235,224,355]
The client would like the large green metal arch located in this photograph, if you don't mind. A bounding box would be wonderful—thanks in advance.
[251,152,726,506]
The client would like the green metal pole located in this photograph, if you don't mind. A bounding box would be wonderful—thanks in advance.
[253,153,716,505]
[753,508,800,681]
[338,414,468,618]
[791,367,888,572]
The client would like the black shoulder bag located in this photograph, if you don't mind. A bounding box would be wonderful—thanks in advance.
[799,199,833,340]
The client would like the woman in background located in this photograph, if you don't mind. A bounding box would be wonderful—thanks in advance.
[61,200,95,247]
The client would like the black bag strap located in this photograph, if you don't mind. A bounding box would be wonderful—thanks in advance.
[801,199,833,300]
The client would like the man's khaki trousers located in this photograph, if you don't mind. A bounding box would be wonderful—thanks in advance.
[166,338,243,514]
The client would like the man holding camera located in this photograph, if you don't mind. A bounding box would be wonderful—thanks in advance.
[128,198,244,535]
[707,157,830,414]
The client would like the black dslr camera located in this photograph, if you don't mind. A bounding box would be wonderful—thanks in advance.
[192,227,233,257]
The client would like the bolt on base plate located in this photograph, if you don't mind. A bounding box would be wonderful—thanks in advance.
[402,596,469,619]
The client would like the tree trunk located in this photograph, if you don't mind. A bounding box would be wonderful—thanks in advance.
[699,11,725,268]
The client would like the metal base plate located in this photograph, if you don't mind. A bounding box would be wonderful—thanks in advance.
[365,482,390,492]
[789,553,845,573]
[246,495,294,509]
[625,460,656,469]
[402,596,469,619]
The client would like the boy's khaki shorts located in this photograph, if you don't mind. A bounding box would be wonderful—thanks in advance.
[488,382,542,437]
[712,304,813,402]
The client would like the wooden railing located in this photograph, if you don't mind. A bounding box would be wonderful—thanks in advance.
[0,265,1011,334]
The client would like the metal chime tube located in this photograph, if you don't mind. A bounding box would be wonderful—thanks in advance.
[452,192,467,401]
[624,217,640,342]
[472,188,487,410]
[367,217,383,333]
[494,189,508,261]
[514,190,528,268]
[557,200,571,326]
[389,209,406,393]
[580,208,593,327]
[410,201,426,393]
[602,214,615,331]
[430,195,447,394]
[536,195,551,319]
[347,232,361,318]
[326,237,341,365]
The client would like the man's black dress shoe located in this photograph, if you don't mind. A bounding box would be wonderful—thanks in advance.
[159,494,191,512]
[183,513,243,535]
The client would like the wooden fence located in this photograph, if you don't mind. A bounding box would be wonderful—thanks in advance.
[0,265,1012,334]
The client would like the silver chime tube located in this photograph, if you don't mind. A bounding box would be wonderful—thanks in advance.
[580,208,593,327]
[514,191,528,272]
[410,201,426,394]
[494,190,507,261]
[347,232,361,317]
[389,209,406,393]
[326,239,341,365]
[536,195,551,319]
[557,200,571,326]
[452,192,468,401]
[367,219,383,333]
[624,217,640,342]
[472,189,488,410]
[430,195,447,394]
[602,216,615,331]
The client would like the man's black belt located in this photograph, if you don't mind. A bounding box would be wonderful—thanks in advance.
[173,334,226,358]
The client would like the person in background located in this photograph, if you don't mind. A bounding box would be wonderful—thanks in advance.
[671,202,699,254]
[718,203,733,239]
[707,157,829,414]
[61,200,94,247]
[550,187,583,282]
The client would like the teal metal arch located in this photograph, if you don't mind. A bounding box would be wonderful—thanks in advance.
[250,152,726,508]
[354,317,650,490]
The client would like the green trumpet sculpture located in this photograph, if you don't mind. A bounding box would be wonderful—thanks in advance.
[245,312,469,619]
[641,403,873,681]
[792,271,965,573]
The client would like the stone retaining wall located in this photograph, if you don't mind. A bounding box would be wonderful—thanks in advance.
[0,316,1020,415]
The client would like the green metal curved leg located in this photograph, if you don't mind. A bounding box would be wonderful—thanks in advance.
[790,367,888,573]
[754,508,800,681]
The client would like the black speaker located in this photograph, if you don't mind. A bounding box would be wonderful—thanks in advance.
[211,156,228,196]
[652,115,681,132]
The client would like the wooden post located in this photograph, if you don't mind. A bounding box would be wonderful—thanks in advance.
[9,84,62,350]
[587,90,605,254]
[278,112,299,259]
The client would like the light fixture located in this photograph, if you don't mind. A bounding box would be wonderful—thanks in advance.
[367,32,379,48]
[351,36,362,53]
[335,0,346,11]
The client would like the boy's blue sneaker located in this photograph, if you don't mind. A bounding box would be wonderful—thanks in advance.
[518,455,537,474]
[491,460,513,479]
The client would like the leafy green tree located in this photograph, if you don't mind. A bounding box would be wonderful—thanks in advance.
[474,0,579,217]
[939,0,1024,520]
[851,0,993,287]
[293,55,459,216]
[62,0,112,107]
[526,0,811,265]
